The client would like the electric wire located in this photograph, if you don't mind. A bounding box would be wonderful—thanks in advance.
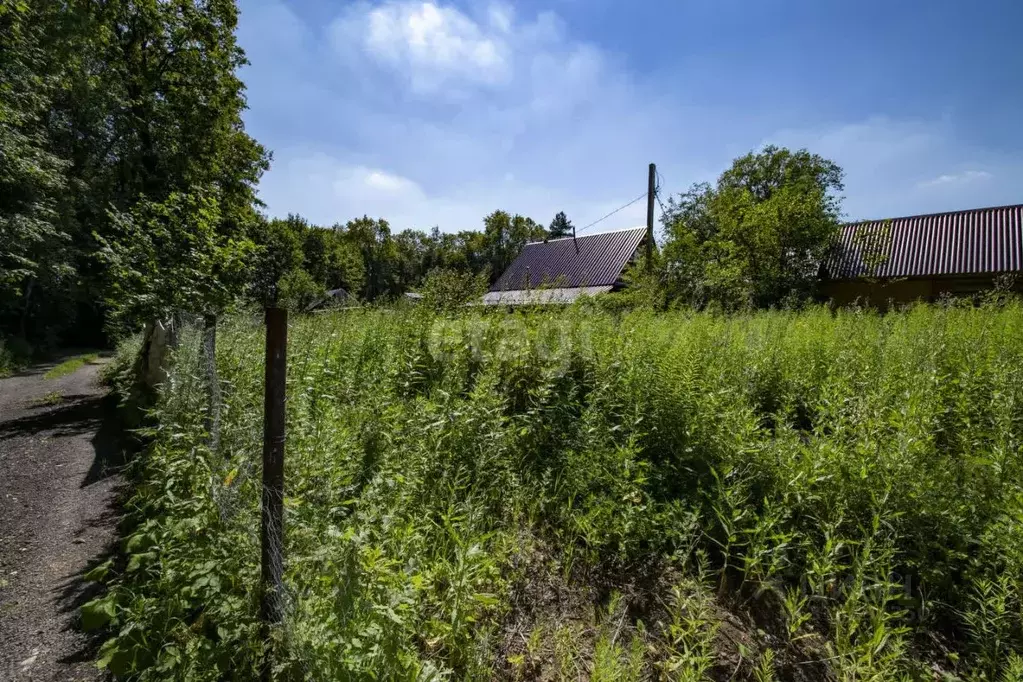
[575,191,648,234]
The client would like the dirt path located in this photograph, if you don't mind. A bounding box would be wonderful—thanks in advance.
[0,358,123,681]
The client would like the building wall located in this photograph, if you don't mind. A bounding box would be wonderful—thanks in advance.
[822,275,1023,308]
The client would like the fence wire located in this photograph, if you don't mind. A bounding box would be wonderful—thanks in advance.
[166,311,318,680]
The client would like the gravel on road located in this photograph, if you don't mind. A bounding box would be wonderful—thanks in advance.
[0,358,123,681]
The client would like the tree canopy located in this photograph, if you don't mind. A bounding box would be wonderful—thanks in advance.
[659,145,844,308]
[0,0,268,349]
[548,211,574,239]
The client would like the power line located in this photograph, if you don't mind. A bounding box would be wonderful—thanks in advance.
[654,170,669,219]
[576,191,649,234]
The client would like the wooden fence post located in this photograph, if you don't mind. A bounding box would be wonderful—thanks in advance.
[261,306,287,678]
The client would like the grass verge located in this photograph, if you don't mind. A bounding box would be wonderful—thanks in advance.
[44,353,100,380]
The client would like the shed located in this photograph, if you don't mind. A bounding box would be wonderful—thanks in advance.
[483,227,648,305]
[307,287,355,312]
[821,204,1023,306]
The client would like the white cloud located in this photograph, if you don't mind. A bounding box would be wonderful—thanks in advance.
[767,117,1021,220]
[330,0,619,113]
[241,0,679,230]
[334,1,513,91]
[488,4,513,33]
[256,149,652,232]
[918,169,992,188]
[360,168,421,193]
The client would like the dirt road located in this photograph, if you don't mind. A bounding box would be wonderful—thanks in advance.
[0,359,122,681]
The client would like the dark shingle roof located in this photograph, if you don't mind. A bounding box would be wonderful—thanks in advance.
[823,204,1023,281]
[490,227,646,291]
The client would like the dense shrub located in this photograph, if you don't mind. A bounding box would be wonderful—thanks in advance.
[0,338,14,377]
[0,335,32,376]
[91,303,1023,680]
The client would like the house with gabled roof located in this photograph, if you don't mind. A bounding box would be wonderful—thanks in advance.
[483,227,649,305]
[821,204,1023,306]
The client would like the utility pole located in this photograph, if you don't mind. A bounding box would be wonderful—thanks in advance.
[646,163,656,273]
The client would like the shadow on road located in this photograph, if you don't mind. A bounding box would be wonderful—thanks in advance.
[0,393,128,486]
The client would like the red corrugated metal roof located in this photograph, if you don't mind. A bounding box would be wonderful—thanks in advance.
[823,204,1023,281]
[490,227,647,291]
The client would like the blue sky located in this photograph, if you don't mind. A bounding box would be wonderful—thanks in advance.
[236,0,1023,233]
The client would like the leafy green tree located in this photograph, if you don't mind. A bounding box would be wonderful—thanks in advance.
[51,0,268,211]
[96,191,254,334]
[420,267,489,311]
[339,217,400,300]
[303,227,365,296]
[420,228,490,277]
[548,211,574,239]
[661,145,844,308]
[483,211,544,283]
[48,0,267,332]
[0,0,73,342]
[393,228,431,291]
[249,215,322,308]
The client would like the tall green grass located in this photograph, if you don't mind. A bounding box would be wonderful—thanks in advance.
[92,302,1023,680]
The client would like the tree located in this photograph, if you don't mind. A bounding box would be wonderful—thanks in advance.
[660,146,844,308]
[97,191,254,334]
[48,0,267,333]
[249,215,323,308]
[483,211,544,283]
[393,228,430,292]
[420,268,489,311]
[548,211,574,239]
[0,0,74,342]
[302,227,364,295]
[339,216,399,300]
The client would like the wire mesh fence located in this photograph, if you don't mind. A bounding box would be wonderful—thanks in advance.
[162,309,312,679]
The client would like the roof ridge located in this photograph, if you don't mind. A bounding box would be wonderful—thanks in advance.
[526,225,646,245]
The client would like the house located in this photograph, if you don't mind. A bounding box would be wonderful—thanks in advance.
[307,287,355,312]
[821,204,1023,306]
[483,227,649,305]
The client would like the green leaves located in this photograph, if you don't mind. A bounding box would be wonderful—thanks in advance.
[2,0,268,346]
[97,190,255,332]
[420,267,489,311]
[84,559,113,583]
[659,145,844,309]
[548,211,574,239]
[0,0,74,335]
[81,594,117,631]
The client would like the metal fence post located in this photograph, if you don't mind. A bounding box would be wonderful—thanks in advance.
[202,313,221,453]
[261,306,287,678]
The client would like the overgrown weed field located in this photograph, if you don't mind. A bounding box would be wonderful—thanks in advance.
[94,303,1023,681]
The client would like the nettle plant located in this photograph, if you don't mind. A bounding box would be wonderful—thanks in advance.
[91,300,1023,681]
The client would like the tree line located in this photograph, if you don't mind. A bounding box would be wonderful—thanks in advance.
[246,211,554,310]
